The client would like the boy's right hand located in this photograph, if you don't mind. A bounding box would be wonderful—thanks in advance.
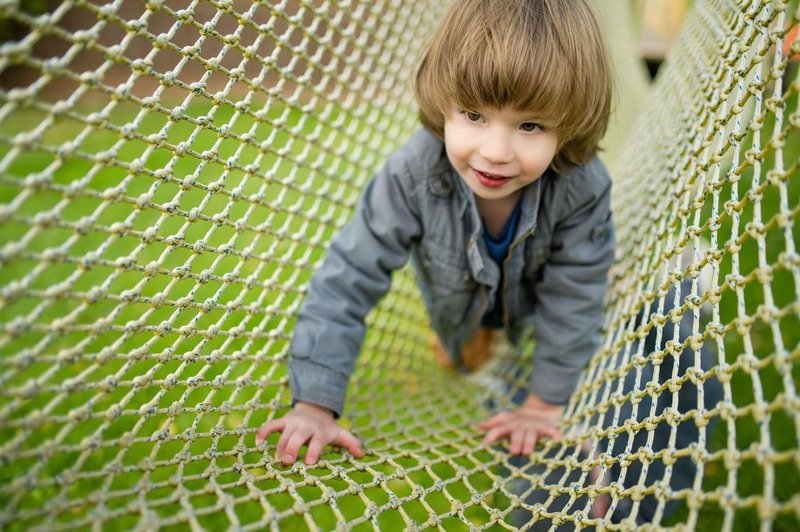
[255,401,364,466]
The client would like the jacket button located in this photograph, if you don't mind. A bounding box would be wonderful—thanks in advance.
[592,224,609,242]
[429,177,453,197]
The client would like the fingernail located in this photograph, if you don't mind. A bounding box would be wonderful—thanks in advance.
[255,436,263,446]
[282,454,294,465]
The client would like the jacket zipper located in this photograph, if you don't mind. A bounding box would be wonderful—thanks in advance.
[501,228,535,335]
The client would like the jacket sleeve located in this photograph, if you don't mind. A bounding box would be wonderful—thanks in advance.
[529,165,615,405]
[287,149,422,417]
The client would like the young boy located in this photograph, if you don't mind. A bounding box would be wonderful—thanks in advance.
[256,0,615,467]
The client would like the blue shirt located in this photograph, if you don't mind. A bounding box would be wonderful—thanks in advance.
[481,198,524,328]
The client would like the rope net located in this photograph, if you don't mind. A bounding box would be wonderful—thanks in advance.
[0,0,797,529]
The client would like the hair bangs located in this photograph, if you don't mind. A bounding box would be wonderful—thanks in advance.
[447,17,573,131]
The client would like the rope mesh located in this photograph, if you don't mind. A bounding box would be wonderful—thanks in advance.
[0,0,797,530]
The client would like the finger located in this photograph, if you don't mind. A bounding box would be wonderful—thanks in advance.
[536,425,563,441]
[476,412,510,431]
[304,436,326,465]
[282,428,312,465]
[482,424,512,446]
[581,438,596,459]
[256,419,285,445]
[333,429,364,458]
[522,428,538,456]
[509,427,526,455]
[275,425,295,458]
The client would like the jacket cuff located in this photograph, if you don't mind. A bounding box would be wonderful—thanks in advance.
[529,359,583,405]
[288,358,350,418]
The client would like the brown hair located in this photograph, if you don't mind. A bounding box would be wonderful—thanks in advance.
[414,0,613,172]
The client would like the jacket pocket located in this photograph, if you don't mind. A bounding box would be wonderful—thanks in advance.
[419,241,476,328]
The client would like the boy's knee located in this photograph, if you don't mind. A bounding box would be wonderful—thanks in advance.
[431,328,497,372]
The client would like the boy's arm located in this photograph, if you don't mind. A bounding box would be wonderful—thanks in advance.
[287,150,422,417]
[529,164,616,405]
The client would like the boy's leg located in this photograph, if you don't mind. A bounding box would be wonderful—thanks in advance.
[431,334,455,369]
[432,328,496,372]
[605,278,723,524]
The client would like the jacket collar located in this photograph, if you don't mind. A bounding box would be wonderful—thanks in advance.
[442,166,547,285]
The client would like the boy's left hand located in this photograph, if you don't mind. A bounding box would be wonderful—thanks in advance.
[476,393,564,455]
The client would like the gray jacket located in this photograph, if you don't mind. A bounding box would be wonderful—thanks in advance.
[288,129,615,416]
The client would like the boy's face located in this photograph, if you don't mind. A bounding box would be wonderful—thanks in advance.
[443,106,558,202]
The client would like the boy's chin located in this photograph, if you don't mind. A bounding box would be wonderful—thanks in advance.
[467,183,522,201]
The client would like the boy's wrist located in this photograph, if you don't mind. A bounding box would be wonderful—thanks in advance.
[522,393,565,413]
[294,400,335,417]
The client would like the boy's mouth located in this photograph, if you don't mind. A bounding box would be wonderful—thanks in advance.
[472,168,512,188]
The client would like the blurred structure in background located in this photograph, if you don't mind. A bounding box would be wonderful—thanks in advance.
[636,0,690,77]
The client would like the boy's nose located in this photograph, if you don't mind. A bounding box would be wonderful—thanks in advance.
[478,134,513,164]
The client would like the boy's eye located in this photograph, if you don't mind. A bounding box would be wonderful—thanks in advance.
[520,122,542,133]
[465,111,483,122]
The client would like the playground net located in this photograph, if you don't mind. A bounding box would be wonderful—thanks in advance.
[0,0,797,530]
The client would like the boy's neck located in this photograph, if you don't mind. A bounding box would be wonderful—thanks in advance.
[475,190,523,239]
